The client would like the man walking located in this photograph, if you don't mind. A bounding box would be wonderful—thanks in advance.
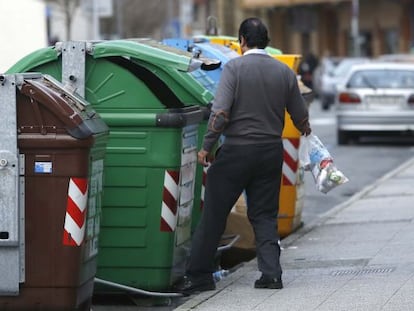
[174,17,311,296]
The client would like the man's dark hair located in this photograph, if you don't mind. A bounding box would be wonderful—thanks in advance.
[238,17,270,49]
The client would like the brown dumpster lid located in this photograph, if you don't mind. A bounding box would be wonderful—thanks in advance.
[17,74,108,139]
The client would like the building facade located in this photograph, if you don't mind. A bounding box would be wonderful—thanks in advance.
[43,0,414,58]
[198,0,414,57]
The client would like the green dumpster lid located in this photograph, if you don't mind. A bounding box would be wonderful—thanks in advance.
[130,39,221,71]
[6,46,59,74]
[265,46,283,55]
[7,39,220,74]
[93,39,194,72]
[91,40,214,105]
[6,39,215,106]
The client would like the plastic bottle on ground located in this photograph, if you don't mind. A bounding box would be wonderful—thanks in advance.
[213,269,229,282]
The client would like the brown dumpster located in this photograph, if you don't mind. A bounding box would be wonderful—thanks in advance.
[0,73,108,311]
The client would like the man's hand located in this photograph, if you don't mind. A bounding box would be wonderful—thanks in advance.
[301,120,312,136]
[197,149,210,166]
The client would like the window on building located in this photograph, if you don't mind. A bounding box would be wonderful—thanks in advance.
[359,31,372,57]
[384,29,399,54]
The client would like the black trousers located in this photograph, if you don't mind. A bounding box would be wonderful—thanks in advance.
[187,141,283,279]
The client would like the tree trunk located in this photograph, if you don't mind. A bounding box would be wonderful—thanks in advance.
[64,1,71,40]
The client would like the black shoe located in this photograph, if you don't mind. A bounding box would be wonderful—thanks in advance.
[254,274,283,289]
[173,275,216,296]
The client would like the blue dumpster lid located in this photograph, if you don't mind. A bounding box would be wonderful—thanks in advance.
[163,38,239,93]
[192,39,239,64]
[163,38,238,67]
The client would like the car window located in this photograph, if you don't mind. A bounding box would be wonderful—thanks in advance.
[348,69,414,88]
[324,61,336,74]
[333,59,367,77]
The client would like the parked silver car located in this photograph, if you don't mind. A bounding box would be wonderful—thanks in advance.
[319,57,369,110]
[336,62,414,145]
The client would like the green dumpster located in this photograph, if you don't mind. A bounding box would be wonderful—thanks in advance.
[8,39,214,291]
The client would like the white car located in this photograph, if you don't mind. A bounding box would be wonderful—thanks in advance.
[335,62,414,145]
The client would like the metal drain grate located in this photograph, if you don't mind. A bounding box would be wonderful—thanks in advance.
[331,267,395,276]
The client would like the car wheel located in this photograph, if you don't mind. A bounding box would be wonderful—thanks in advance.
[337,130,349,145]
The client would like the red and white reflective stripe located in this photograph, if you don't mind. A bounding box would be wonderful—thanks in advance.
[160,170,179,232]
[282,138,300,186]
[63,177,88,246]
[200,166,208,210]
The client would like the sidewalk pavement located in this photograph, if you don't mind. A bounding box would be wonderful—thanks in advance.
[175,157,414,311]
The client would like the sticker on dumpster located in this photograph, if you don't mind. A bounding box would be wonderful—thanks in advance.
[88,196,96,217]
[86,218,94,239]
[160,170,179,232]
[179,182,193,206]
[63,177,88,246]
[180,162,196,185]
[282,138,300,186]
[94,214,100,235]
[34,161,52,174]
[84,236,99,260]
[200,166,208,210]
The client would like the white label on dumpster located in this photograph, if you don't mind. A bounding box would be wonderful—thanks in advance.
[179,182,194,205]
[91,159,104,192]
[86,218,94,239]
[178,203,191,224]
[34,161,52,173]
[89,176,98,196]
[94,215,100,235]
[91,237,99,257]
[88,197,96,217]
[180,162,195,185]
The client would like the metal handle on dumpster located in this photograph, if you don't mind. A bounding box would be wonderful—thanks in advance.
[217,234,240,253]
[94,278,183,297]
[94,235,240,297]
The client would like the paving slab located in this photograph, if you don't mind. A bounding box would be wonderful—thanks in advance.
[174,158,414,311]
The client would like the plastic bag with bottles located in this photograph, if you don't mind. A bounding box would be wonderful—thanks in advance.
[299,134,349,193]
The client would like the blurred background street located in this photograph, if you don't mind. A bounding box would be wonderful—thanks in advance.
[2,1,414,310]
[2,0,414,72]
